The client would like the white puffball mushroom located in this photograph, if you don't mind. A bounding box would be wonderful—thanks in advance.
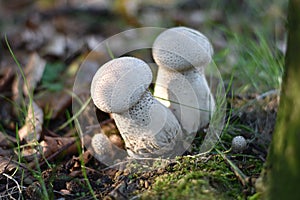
[153,26,215,136]
[231,136,247,152]
[91,133,127,164]
[92,133,114,161]
[91,57,184,158]
[91,57,152,114]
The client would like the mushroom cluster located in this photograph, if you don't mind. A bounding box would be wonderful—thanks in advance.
[90,27,216,159]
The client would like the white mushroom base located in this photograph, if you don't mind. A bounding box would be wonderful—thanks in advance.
[154,67,215,135]
[113,91,184,158]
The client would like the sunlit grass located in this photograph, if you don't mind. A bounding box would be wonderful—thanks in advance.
[232,32,284,93]
[214,31,284,94]
[5,35,52,199]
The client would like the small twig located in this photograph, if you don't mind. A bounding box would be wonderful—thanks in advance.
[43,139,76,164]
[183,151,211,159]
[216,149,249,186]
[29,139,77,168]
[81,165,103,175]
[100,118,115,126]
[255,89,280,100]
[53,189,75,197]
[227,89,279,102]
[44,128,61,137]
[2,156,14,173]
[0,186,26,200]
[3,173,22,200]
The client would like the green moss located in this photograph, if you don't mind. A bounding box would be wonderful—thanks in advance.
[141,155,245,200]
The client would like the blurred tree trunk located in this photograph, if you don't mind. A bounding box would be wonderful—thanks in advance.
[264,0,300,199]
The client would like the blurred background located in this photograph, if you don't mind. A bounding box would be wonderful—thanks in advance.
[0,0,287,93]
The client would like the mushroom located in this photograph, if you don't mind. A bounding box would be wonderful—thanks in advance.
[91,57,184,158]
[153,26,215,136]
[231,136,247,153]
[91,133,127,164]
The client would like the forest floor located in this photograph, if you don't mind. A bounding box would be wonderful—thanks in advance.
[0,0,286,199]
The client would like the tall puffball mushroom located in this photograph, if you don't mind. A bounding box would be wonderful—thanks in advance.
[153,27,215,136]
[91,57,183,158]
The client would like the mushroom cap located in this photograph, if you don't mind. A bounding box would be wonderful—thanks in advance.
[91,57,152,113]
[153,27,213,71]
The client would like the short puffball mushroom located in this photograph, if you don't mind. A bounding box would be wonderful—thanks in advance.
[153,26,215,136]
[91,57,183,158]
[91,133,114,163]
[231,136,247,153]
[91,133,127,164]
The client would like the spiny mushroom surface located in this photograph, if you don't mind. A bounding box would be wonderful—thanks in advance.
[153,26,215,136]
[91,57,184,158]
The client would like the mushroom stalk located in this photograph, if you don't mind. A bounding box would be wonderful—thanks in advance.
[153,27,215,136]
[113,90,183,158]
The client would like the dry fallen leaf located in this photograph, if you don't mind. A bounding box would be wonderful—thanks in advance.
[35,89,72,119]
[19,146,40,161]
[19,136,77,163]
[0,156,34,186]
[23,52,46,96]
[0,131,17,147]
[40,136,77,159]
[0,156,19,174]
[11,52,46,110]
[11,70,23,108]
[18,101,44,143]
[0,65,14,92]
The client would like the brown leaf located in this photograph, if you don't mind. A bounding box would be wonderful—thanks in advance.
[0,65,14,92]
[23,52,46,96]
[0,156,34,186]
[35,89,72,119]
[19,146,40,161]
[11,70,23,107]
[19,136,77,164]
[67,151,92,174]
[0,131,17,147]
[40,136,77,158]
[11,52,46,110]
[0,156,18,174]
[18,101,44,143]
